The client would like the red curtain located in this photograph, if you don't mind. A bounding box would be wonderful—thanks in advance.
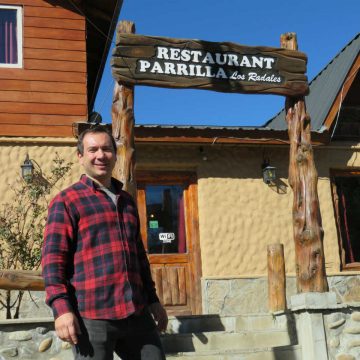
[339,188,355,263]
[0,11,18,64]
[177,195,186,253]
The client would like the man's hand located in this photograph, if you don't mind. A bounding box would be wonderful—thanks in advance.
[149,302,168,332]
[55,312,81,345]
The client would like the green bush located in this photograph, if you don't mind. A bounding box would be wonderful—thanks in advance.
[0,153,72,318]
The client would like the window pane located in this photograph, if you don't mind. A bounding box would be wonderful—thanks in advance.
[0,9,18,64]
[335,176,360,264]
[145,185,186,254]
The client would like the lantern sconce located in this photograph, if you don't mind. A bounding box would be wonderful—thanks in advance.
[88,111,102,125]
[262,158,276,184]
[21,154,34,181]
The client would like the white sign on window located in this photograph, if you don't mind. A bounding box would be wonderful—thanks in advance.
[159,233,175,243]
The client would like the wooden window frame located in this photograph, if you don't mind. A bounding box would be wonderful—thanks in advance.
[0,5,23,68]
[330,169,360,271]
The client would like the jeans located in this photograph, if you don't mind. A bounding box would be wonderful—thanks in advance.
[72,308,166,360]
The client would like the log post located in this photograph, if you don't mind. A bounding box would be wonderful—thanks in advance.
[111,21,137,200]
[281,33,328,292]
[267,244,286,312]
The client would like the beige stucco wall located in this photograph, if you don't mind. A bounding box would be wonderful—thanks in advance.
[1,137,360,281]
[0,137,81,205]
[136,141,360,279]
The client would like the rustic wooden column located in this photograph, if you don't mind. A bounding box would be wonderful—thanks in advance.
[267,244,286,312]
[281,33,328,292]
[111,20,137,200]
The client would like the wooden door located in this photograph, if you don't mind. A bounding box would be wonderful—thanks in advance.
[137,171,202,315]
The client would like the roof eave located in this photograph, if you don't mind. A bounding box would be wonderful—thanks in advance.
[88,0,123,111]
[134,126,330,146]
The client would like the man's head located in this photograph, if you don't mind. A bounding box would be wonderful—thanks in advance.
[77,126,116,155]
[77,126,117,187]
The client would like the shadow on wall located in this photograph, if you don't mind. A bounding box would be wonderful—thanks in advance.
[273,311,299,360]
[162,314,225,353]
[176,314,225,333]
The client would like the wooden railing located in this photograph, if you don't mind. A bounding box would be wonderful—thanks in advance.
[0,270,44,291]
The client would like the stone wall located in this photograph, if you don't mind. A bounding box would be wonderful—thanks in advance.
[0,319,71,360]
[0,319,124,360]
[1,298,360,360]
[202,275,360,316]
[325,309,360,360]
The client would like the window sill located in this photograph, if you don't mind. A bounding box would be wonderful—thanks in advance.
[0,63,22,68]
[342,263,360,271]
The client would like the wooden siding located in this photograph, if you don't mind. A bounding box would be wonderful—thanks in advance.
[0,0,87,137]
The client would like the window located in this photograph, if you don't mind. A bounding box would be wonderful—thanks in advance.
[145,184,186,254]
[331,170,360,269]
[137,172,196,255]
[0,5,22,68]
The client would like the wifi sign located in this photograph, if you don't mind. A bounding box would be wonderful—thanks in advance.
[159,233,175,243]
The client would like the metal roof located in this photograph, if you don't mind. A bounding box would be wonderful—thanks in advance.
[135,124,261,131]
[134,123,329,145]
[264,33,360,132]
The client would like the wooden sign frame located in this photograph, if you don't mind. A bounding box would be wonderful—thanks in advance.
[112,33,309,97]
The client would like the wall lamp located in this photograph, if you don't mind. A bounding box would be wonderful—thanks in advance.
[262,158,276,184]
[21,154,34,181]
[88,111,102,124]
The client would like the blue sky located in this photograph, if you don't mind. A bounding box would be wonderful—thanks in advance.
[94,0,359,127]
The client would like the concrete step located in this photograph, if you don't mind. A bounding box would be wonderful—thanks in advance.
[166,345,302,360]
[161,329,292,353]
[166,313,290,334]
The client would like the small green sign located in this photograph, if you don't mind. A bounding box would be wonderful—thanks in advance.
[149,220,159,229]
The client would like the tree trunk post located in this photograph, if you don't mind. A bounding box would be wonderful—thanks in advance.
[281,33,328,293]
[111,20,137,200]
[267,243,286,312]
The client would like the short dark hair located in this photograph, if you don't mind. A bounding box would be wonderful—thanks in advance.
[77,125,117,155]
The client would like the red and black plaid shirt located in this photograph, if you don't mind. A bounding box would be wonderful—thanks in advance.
[42,175,159,320]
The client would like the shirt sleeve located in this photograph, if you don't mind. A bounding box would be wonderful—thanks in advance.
[41,195,76,318]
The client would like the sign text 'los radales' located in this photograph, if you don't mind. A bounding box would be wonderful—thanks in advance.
[112,34,309,97]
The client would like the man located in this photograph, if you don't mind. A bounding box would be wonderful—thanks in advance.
[42,126,168,360]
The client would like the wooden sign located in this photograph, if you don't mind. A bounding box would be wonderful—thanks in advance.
[112,34,309,96]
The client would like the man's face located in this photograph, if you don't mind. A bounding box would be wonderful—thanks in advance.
[78,132,116,185]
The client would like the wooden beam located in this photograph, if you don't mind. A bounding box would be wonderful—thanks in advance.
[281,33,328,293]
[0,124,75,137]
[0,270,44,291]
[323,55,360,131]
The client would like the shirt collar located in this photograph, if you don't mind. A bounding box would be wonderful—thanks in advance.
[80,174,123,193]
